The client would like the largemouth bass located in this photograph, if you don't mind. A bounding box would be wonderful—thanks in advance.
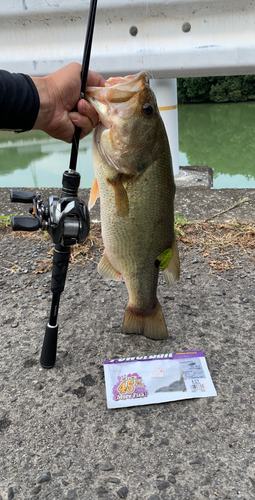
[86,72,180,340]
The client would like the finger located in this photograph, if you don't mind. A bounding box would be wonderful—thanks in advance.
[69,112,94,137]
[87,70,106,87]
[77,100,99,128]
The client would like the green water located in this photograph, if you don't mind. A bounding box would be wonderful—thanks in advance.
[0,130,94,189]
[178,101,255,189]
[0,100,255,189]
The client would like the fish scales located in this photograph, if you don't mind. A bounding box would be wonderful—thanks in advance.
[96,148,175,310]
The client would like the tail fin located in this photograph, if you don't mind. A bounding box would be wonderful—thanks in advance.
[122,300,168,340]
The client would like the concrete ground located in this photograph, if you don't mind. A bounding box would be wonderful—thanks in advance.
[0,174,255,500]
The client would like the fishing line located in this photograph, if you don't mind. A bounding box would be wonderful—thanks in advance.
[69,0,98,172]
[145,0,156,91]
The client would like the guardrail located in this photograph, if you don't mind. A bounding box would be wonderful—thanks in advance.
[1,0,255,78]
[2,0,254,176]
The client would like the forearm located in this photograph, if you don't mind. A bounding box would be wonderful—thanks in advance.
[0,70,39,131]
[30,75,55,133]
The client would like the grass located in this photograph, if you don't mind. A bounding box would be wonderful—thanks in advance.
[177,220,255,252]
[0,213,17,229]
[174,212,192,236]
[176,220,255,272]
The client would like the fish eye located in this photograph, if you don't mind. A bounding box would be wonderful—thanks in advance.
[142,103,154,116]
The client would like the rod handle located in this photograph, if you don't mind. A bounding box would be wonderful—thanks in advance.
[40,323,58,369]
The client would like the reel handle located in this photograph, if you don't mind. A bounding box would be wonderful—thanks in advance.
[11,216,40,232]
[10,190,35,203]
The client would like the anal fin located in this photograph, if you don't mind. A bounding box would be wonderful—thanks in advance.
[122,300,168,340]
[98,252,122,281]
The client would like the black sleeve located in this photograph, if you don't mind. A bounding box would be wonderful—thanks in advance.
[0,70,40,132]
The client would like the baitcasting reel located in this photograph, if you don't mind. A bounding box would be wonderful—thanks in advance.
[10,170,90,246]
[10,169,90,369]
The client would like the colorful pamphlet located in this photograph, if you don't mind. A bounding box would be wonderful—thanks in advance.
[103,351,217,409]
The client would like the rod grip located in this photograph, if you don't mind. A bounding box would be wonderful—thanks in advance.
[12,216,40,232]
[51,246,71,295]
[40,323,58,369]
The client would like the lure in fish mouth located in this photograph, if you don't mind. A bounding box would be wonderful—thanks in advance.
[86,71,180,340]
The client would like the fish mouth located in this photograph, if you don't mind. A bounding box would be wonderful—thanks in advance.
[87,71,156,175]
[87,71,148,95]
[105,71,149,95]
[86,71,149,127]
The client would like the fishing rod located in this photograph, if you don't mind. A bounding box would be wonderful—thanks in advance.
[10,0,98,368]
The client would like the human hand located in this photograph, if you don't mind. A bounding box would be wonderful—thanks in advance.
[32,62,105,142]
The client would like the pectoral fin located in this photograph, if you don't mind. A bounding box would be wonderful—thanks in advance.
[107,175,129,217]
[98,252,122,281]
[88,177,99,210]
[161,239,180,286]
